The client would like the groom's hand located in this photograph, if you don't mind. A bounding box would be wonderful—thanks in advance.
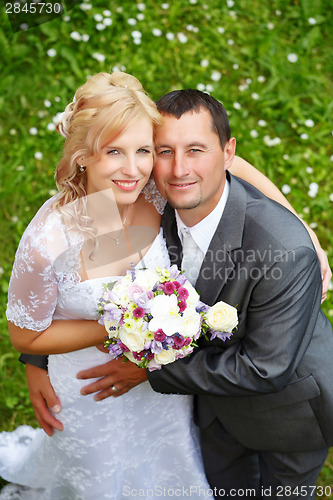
[77,358,148,400]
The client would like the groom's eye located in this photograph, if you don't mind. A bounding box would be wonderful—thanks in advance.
[158,149,172,155]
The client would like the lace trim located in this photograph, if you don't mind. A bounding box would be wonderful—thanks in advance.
[141,178,167,215]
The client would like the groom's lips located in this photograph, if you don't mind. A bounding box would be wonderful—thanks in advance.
[169,181,197,190]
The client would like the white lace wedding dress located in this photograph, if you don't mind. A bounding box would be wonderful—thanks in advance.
[1,195,212,499]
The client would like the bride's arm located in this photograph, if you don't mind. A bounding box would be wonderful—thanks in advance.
[230,156,331,301]
[8,319,106,355]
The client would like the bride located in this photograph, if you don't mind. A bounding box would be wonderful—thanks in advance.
[1,71,330,499]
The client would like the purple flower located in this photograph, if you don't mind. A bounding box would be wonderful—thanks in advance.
[133,350,145,361]
[184,337,192,346]
[209,330,233,342]
[196,300,209,313]
[150,340,164,354]
[154,329,166,341]
[133,307,145,318]
[163,281,176,295]
[168,265,179,279]
[119,342,130,352]
[177,286,189,300]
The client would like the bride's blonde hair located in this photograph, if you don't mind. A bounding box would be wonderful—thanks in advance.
[54,71,162,209]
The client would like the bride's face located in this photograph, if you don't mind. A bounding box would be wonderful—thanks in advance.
[85,117,154,206]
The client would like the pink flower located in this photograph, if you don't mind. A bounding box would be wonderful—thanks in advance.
[163,281,176,295]
[154,329,166,341]
[173,281,181,289]
[177,286,189,300]
[133,307,145,318]
[178,299,187,313]
[173,334,185,349]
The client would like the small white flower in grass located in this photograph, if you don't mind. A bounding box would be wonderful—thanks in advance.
[306,167,313,173]
[34,152,43,160]
[200,59,209,67]
[161,3,169,9]
[227,39,234,45]
[94,13,103,22]
[287,53,298,63]
[250,130,258,138]
[137,13,145,20]
[47,123,56,131]
[251,93,260,100]
[103,18,112,26]
[246,78,252,84]
[20,23,29,30]
[128,18,137,25]
[238,84,248,91]
[137,3,146,10]
[116,6,123,12]
[233,102,241,110]
[44,99,51,108]
[303,206,310,214]
[206,84,214,92]
[47,48,56,57]
[132,30,142,39]
[229,10,236,17]
[54,96,61,102]
[310,222,318,229]
[177,33,188,43]
[257,75,266,82]
[283,154,290,160]
[70,31,81,41]
[217,27,225,34]
[258,120,267,127]
[79,3,91,11]
[0,267,4,276]
[330,155,333,161]
[197,83,206,91]
[82,34,89,42]
[11,216,19,223]
[29,127,38,135]
[133,39,141,45]
[308,17,317,25]
[166,32,175,40]
[103,10,111,16]
[233,63,239,70]
[49,189,57,196]
[329,194,333,202]
[303,153,310,159]
[211,71,222,81]
[281,184,291,194]
[16,165,24,171]
[226,0,234,7]
[300,133,309,140]
[63,15,71,21]
[93,53,106,62]
[151,28,162,37]
[276,10,281,15]
[267,22,275,30]
[96,23,105,31]
[305,119,314,127]
[189,0,197,4]
[10,129,17,135]
[192,26,199,33]
[309,182,319,191]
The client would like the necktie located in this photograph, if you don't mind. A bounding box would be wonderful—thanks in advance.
[181,228,201,286]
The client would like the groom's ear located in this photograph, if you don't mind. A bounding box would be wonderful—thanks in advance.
[223,137,236,171]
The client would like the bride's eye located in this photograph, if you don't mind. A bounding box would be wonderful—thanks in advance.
[137,148,151,154]
[107,149,120,155]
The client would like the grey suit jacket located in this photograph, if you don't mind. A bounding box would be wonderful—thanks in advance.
[148,173,333,453]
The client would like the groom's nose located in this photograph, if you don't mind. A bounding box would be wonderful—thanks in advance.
[171,151,190,178]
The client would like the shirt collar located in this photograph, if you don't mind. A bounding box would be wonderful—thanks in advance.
[176,178,230,254]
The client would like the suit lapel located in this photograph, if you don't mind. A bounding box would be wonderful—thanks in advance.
[161,203,182,269]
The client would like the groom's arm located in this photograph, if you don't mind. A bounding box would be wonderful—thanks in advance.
[148,246,324,397]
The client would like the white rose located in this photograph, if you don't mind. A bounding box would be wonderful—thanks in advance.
[135,269,159,290]
[182,309,201,337]
[206,301,238,332]
[154,348,177,365]
[119,328,146,352]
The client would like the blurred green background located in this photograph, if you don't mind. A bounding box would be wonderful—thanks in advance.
[1,0,332,495]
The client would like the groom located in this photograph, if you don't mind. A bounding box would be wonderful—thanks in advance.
[21,90,333,496]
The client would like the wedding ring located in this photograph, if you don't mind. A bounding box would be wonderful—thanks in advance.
[111,385,119,392]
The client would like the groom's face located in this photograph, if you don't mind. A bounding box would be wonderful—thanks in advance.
[153,108,235,226]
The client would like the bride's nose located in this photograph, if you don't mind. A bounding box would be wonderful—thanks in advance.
[120,154,139,177]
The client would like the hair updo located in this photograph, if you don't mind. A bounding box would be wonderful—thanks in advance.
[54,72,162,209]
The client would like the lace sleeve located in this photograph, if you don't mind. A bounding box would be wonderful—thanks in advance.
[141,178,167,215]
[6,200,59,333]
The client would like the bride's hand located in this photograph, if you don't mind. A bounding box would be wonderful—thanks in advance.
[77,357,147,400]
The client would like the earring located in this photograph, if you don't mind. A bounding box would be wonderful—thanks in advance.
[78,164,86,173]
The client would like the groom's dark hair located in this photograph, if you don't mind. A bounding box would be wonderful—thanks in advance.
[156,89,231,149]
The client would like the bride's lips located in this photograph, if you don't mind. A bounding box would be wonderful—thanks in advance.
[112,180,140,192]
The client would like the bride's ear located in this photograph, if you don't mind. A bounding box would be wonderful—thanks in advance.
[223,137,236,171]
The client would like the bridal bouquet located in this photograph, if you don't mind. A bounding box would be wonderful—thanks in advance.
[98,265,238,371]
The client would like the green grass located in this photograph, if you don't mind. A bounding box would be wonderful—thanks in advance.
[0,0,332,496]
